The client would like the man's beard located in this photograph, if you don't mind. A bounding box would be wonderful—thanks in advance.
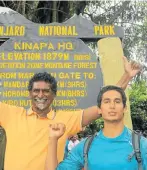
[37,103,47,110]
[35,98,48,111]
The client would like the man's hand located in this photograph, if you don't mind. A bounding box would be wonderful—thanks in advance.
[49,123,66,140]
[123,56,142,78]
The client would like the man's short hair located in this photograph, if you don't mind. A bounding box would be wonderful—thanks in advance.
[28,72,57,95]
[97,85,127,108]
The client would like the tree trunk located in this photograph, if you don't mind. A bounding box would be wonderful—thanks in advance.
[52,1,57,22]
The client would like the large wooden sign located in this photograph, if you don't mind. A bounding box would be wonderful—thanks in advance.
[0,7,132,130]
[0,37,103,110]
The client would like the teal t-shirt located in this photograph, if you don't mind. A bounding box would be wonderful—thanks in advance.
[57,127,147,170]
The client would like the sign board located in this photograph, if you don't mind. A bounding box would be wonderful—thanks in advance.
[0,7,124,110]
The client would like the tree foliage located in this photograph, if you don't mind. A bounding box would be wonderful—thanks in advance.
[0,1,87,23]
[129,81,147,131]
[0,1,146,67]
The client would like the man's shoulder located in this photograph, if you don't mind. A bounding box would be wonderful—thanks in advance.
[56,109,83,114]
[55,109,83,120]
[125,128,147,148]
[125,127,132,133]
[55,109,83,135]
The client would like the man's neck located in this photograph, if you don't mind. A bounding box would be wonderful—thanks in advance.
[32,107,51,118]
[103,121,124,138]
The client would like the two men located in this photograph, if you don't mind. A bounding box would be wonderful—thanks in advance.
[47,86,147,170]
[0,57,141,170]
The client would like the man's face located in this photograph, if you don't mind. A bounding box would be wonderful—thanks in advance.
[29,81,55,111]
[98,90,126,123]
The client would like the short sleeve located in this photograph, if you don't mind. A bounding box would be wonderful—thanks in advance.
[57,139,85,170]
[65,110,83,137]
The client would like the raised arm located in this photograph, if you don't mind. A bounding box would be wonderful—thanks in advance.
[45,123,66,170]
[116,56,142,89]
[82,56,142,127]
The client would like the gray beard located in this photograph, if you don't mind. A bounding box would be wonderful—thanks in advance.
[37,103,46,110]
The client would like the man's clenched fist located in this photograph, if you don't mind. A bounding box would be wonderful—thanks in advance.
[49,123,66,140]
